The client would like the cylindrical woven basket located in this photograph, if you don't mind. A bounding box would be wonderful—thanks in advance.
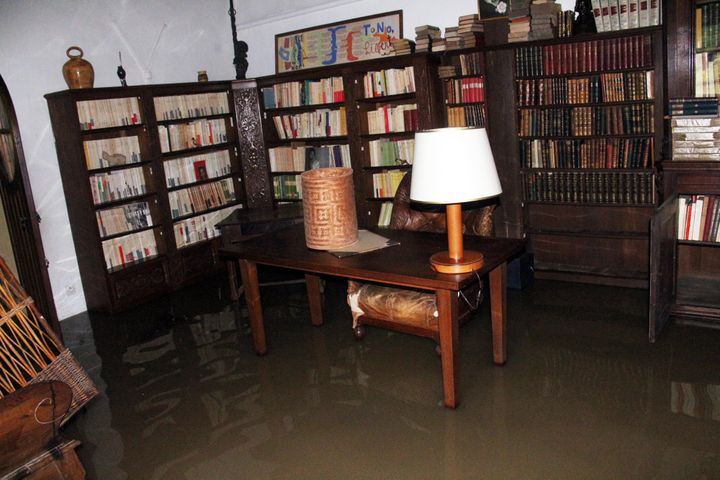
[301,167,358,249]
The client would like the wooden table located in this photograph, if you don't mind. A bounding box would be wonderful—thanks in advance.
[220,224,525,408]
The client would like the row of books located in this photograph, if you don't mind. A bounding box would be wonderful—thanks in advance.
[163,150,232,188]
[694,52,720,98]
[377,201,394,227]
[455,52,484,77]
[96,201,153,238]
[522,170,654,205]
[368,138,414,167]
[83,135,142,170]
[447,104,486,128]
[444,77,485,104]
[168,178,236,219]
[671,113,720,162]
[272,107,347,140]
[362,67,416,98]
[670,96,719,116]
[367,104,418,135]
[101,228,158,271]
[89,166,147,205]
[77,97,142,130]
[268,144,351,172]
[696,2,720,50]
[372,170,407,198]
[515,71,654,106]
[518,104,655,137]
[158,119,228,153]
[520,137,653,169]
[273,174,301,199]
[261,77,345,109]
[174,205,238,249]
[514,35,653,78]
[590,0,661,33]
[153,92,229,121]
[678,195,720,242]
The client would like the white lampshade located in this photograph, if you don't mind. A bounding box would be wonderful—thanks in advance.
[410,127,502,204]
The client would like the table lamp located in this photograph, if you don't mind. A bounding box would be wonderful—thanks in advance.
[410,127,502,274]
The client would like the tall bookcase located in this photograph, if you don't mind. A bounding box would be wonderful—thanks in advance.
[650,0,720,337]
[255,54,441,228]
[512,27,665,286]
[45,82,245,312]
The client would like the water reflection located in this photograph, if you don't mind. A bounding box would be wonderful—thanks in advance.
[59,276,720,479]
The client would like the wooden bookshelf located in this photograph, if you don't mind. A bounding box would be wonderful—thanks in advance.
[648,0,720,338]
[255,54,441,227]
[45,82,246,313]
[510,27,665,286]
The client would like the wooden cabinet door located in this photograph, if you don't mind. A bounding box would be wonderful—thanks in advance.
[649,194,678,342]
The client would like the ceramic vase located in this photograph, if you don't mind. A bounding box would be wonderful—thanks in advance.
[62,46,94,89]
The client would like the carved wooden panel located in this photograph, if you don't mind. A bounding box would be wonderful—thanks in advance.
[113,264,167,301]
[232,80,272,208]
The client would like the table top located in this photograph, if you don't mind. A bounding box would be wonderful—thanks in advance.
[216,203,304,228]
[219,224,525,291]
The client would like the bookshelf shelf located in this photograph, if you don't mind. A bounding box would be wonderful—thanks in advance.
[45,81,246,313]
[263,102,345,114]
[99,224,159,242]
[355,93,416,104]
[79,124,145,136]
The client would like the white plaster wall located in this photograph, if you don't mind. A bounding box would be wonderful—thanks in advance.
[0,0,573,320]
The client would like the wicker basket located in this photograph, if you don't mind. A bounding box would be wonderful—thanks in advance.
[0,255,97,424]
[301,167,358,249]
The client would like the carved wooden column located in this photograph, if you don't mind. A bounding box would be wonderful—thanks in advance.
[232,79,273,208]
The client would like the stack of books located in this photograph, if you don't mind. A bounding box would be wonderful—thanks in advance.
[508,0,531,43]
[391,38,415,56]
[438,65,458,79]
[445,26,461,50]
[670,98,720,162]
[431,38,448,52]
[415,25,441,52]
[457,14,484,48]
[530,0,561,40]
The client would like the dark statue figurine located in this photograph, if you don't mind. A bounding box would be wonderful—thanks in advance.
[229,0,249,80]
[573,0,597,35]
[234,39,249,80]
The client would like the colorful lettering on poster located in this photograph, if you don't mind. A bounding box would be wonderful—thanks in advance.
[322,25,346,65]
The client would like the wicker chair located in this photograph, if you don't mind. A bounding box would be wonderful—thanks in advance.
[347,173,495,348]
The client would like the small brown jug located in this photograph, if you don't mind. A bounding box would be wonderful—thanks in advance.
[62,46,94,89]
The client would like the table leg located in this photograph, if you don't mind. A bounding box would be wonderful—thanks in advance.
[238,259,266,355]
[305,274,324,326]
[226,259,242,302]
[436,288,459,408]
[489,262,507,365]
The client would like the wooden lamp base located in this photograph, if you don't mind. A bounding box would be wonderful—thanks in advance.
[429,203,485,274]
[430,250,485,274]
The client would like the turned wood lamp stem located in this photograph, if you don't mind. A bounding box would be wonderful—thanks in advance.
[429,203,485,274]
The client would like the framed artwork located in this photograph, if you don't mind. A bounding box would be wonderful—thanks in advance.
[478,0,509,19]
[275,10,403,73]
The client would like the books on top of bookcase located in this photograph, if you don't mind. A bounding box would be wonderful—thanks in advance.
[590,0,660,33]
[670,98,720,162]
